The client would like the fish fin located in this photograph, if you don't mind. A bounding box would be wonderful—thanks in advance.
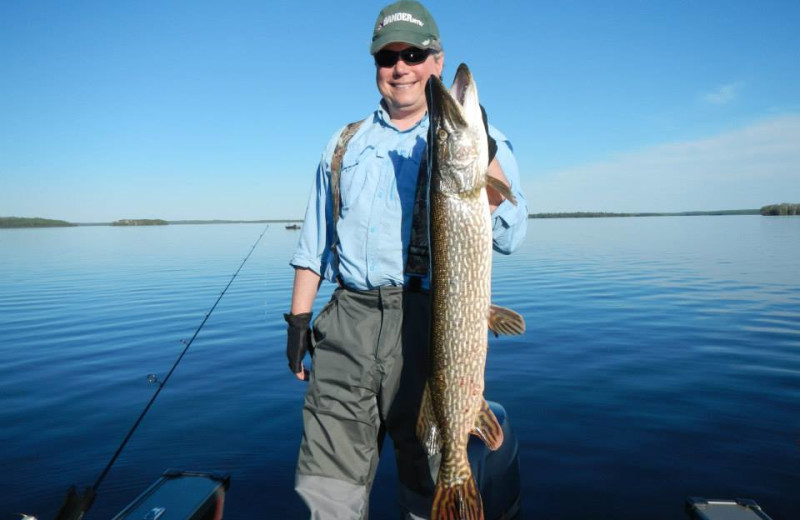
[488,304,526,336]
[432,476,484,520]
[416,383,442,455]
[485,175,518,206]
[470,399,504,451]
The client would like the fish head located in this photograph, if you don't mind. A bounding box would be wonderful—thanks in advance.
[426,63,488,198]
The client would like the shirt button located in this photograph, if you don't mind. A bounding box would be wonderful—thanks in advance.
[370,227,376,233]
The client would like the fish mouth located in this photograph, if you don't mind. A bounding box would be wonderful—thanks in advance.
[426,63,479,129]
[426,70,467,131]
[450,63,476,108]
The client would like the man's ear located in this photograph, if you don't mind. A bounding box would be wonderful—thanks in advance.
[436,52,445,77]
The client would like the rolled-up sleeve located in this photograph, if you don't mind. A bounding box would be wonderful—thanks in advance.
[490,126,528,255]
[290,153,333,277]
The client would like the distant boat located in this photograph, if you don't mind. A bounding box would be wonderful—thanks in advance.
[285,224,301,230]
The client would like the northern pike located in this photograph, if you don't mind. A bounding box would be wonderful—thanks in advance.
[417,63,525,519]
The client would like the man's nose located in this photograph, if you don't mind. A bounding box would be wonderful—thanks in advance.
[392,59,410,75]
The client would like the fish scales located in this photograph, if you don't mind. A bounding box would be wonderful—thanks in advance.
[430,186,492,478]
[421,63,505,520]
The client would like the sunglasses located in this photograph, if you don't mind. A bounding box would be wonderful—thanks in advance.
[374,47,434,68]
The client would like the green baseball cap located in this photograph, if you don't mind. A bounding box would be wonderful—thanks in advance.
[370,0,441,55]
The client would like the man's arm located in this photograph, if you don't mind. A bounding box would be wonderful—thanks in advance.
[487,129,528,255]
[290,267,322,315]
[486,158,510,213]
[286,142,334,381]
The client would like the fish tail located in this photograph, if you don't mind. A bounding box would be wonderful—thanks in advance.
[432,476,483,520]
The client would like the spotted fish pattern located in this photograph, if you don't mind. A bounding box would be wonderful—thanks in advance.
[418,64,524,520]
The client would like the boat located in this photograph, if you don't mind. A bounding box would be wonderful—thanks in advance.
[110,470,230,520]
[52,403,521,519]
[49,404,775,519]
[468,401,522,519]
[285,224,301,230]
[686,497,774,520]
[54,470,230,520]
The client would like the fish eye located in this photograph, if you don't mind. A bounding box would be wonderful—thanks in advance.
[437,129,448,140]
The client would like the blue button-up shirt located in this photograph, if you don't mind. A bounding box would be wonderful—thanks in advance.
[290,103,528,291]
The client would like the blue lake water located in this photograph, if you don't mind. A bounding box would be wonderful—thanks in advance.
[1,217,798,519]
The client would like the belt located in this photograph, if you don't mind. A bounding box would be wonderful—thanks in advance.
[335,277,427,294]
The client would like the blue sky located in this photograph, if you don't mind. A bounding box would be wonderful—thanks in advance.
[1,1,798,221]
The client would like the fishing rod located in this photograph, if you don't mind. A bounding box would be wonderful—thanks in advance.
[54,224,269,520]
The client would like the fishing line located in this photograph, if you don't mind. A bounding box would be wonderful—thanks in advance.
[56,224,269,518]
[94,223,269,490]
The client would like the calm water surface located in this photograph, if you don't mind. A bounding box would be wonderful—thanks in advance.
[1,217,798,519]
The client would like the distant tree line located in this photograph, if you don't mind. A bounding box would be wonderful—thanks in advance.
[111,219,168,226]
[760,203,799,216]
[0,217,75,228]
[529,209,758,218]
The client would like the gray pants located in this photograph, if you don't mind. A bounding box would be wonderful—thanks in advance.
[295,286,437,519]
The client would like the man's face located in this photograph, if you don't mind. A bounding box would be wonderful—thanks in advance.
[376,42,444,120]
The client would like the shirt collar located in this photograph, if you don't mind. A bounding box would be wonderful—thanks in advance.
[375,100,429,133]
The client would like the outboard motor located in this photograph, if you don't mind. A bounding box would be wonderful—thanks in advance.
[469,401,522,520]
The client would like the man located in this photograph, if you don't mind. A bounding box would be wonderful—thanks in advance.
[284,1,527,517]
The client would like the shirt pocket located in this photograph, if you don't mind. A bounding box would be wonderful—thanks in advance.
[339,147,374,209]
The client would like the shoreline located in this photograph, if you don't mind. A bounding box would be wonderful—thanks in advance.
[6,209,800,228]
[528,209,760,218]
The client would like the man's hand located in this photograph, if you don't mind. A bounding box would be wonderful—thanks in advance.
[486,158,511,212]
[284,312,312,381]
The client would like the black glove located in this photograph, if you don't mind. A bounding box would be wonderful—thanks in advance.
[480,105,498,165]
[284,312,312,374]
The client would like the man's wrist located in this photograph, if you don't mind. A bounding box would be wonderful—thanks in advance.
[284,312,312,329]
